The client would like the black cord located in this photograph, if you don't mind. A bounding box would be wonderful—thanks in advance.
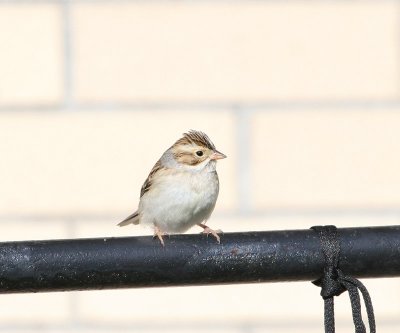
[311,225,376,333]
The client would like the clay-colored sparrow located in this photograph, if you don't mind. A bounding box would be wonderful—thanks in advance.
[118,130,226,246]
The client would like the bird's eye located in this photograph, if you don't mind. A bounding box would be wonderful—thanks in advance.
[196,151,203,157]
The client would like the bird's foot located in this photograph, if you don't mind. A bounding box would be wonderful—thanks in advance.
[153,226,168,247]
[198,224,222,244]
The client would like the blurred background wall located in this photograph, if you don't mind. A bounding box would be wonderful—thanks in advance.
[1,1,400,332]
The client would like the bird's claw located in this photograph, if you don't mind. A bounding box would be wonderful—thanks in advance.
[153,226,168,246]
[199,226,222,244]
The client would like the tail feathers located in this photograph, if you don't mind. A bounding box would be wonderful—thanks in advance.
[118,211,140,226]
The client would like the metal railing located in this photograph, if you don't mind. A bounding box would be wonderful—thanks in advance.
[0,225,399,294]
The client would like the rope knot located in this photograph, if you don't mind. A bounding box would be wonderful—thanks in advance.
[311,225,376,333]
[313,266,346,299]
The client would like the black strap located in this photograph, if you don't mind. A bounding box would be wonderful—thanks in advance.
[311,225,376,333]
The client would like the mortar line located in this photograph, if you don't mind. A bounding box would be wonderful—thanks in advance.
[235,107,252,214]
[2,99,400,112]
[61,0,74,109]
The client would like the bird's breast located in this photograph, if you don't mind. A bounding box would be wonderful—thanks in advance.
[138,169,220,232]
[144,170,218,208]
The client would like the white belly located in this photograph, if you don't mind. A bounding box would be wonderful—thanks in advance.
[139,170,219,233]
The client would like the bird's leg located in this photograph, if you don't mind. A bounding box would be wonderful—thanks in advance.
[197,223,222,244]
[153,225,166,246]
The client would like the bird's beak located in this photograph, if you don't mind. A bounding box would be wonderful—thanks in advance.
[210,150,227,160]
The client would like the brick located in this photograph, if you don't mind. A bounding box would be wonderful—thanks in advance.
[0,4,62,105]
[74,215,400,240]
[77,283,320,323]
[0,293,70,323]
[252,109,400,209]
[0,111,236,216]
[77,279,400,328]
[0,220,68,242]
[73,2,399,102]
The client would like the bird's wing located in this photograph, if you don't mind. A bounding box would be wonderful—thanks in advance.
[118,160,165,227]
[140,159,164,198]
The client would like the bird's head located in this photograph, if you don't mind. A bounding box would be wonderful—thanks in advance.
[170,130,226,170]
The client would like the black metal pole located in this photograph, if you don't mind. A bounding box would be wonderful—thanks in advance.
[0,226,399,294]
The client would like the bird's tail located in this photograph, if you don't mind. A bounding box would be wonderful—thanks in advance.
[118,211,140,226]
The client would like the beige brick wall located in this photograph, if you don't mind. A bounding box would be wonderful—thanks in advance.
[252,109,400,209]
[73,2,399,102]
[0,4,63,105]
[1,1,400,332]
[0,111,236,216]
